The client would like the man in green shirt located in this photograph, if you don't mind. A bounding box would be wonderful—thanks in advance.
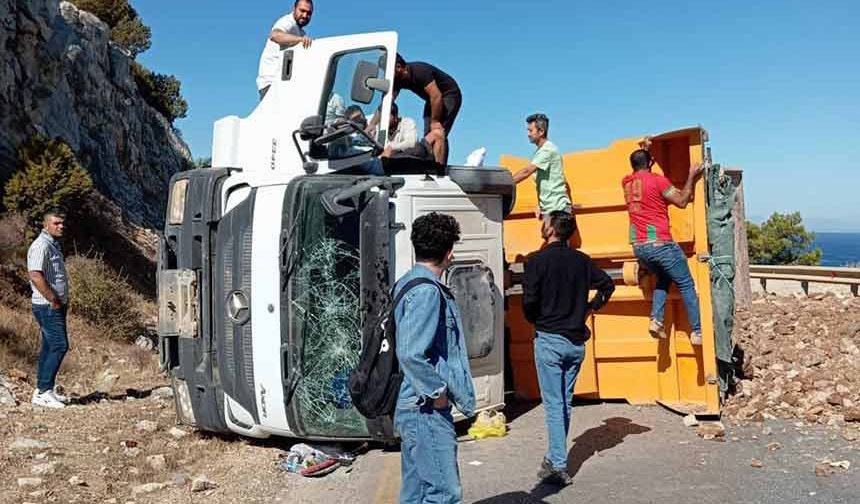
[512,113,573,231]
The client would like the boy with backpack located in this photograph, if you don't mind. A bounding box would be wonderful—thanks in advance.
[393,212,476,503]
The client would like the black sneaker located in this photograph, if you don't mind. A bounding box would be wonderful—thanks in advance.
[536,458,553,480]
[537,459,571,486]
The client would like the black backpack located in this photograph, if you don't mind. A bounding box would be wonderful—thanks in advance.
[349,277,444,420]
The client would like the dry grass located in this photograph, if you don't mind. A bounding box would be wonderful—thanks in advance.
[128,345,157,372]
[0,303,40,374]
[0,214,30,307]
[66,254,144,341]
[0,299,159,394]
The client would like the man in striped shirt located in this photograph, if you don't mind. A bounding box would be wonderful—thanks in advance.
[27,210,71,409]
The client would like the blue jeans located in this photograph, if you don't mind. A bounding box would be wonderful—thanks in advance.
[633,242,702,332]
[534,331,586,471]
[395,405,462,504]
[32,304,69,393]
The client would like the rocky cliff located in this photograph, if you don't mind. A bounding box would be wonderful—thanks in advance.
[0,0,191,227]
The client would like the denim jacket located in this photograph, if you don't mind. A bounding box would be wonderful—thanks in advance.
[393,264,477,417]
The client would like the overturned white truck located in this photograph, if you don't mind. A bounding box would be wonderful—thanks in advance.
[157,32,514,441]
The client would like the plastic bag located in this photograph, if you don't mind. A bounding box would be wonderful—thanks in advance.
[465,147,487,167]
[467,410,507,439]
[278,443,331,474]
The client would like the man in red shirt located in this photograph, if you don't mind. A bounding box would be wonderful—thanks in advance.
[622,149,704,345]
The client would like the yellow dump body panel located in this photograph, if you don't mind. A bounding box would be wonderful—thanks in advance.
[502,127,720,415]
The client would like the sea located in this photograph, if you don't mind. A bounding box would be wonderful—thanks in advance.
[814,232,860,267]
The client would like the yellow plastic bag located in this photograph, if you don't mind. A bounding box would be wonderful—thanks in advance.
[467,410,507,439]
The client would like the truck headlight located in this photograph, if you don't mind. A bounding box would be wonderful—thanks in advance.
[168,179,189,225]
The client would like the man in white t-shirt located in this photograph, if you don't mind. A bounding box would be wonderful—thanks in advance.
[256,0,314,100]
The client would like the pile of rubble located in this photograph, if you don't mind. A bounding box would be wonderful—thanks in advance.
[724,293,860,433]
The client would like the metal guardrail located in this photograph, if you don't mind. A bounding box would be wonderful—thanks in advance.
[749,265,860,296]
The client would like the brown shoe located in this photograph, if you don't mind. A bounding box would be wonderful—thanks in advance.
[649,319,667,339]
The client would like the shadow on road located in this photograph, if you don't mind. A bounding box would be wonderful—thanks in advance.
[471,416,652,503]
[567,416,651,477]
[472,490,550,504]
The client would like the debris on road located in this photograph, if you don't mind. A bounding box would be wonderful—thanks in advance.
[682,414,699,428]
[278,443,336,476]
[10,437,50,451]
[132,482,167,495]
[68,476,87,487]
[191,475,217,492]
[696,422,726,441]
[17,477,44,489]
[815,464,832,478]
[815,459,852,477]
[30,462,57,476]
[750,458,764,468]
[725,295,860,426]
[169,427,189,439]
[135,420,158,433]
[824,459,851,470]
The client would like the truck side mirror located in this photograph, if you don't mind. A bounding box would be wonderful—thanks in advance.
[351,60,385,104]
[299,115,324,140]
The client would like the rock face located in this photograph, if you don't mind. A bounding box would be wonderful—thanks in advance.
[0,0,192,227]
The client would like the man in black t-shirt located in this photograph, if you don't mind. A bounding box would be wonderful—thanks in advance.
[522,212,615,486]
[393,53,462,165]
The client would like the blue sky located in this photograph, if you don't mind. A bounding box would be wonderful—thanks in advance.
[135,1,859,231]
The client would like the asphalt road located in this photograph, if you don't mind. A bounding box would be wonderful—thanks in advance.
[275,401,859,504]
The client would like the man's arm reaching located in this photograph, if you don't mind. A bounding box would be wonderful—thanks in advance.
[663,163,704,209]
[270,29,312,49]
[512,164,538,184]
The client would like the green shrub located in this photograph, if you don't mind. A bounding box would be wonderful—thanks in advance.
[747,212,822,266]
[132,62,189,123]
[2,136,94,234]
[111,14,152,57]
[66,255,142,340]
[74,0,151,57]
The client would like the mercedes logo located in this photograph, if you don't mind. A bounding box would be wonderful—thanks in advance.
[226,290,250,325]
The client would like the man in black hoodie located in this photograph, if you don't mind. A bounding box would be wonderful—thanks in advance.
[522,211,615,486]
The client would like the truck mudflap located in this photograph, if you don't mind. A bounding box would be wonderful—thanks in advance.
[280,175,402,440]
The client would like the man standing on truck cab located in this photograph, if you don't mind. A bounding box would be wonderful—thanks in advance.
[256,0,314,100]
[512,113,574,231]
[392,54,462,165]
[522,211,615,486]
[394,212,476,503]
[622,148,705,345]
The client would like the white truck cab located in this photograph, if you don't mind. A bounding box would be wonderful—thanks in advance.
[157,32,514,441]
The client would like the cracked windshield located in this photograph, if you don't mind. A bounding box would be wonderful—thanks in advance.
[287,181,366,437]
